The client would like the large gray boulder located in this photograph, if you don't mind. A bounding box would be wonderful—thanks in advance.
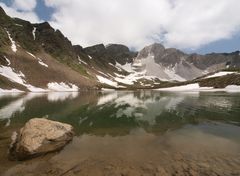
[9,118,74,160]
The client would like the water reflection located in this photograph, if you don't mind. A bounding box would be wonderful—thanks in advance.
[0,91,239,135]
[0,91,240,175]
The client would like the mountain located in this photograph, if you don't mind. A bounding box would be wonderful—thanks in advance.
[0,6,239,92]
[133,43,240,81]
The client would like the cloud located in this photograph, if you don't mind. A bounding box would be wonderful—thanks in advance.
[0,0,40,23]
[44,0,240,50]
[12,0,37,11]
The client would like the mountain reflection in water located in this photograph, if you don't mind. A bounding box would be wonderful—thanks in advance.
[0,91,240,176]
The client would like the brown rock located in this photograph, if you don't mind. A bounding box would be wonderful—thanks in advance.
[9,118,74,160]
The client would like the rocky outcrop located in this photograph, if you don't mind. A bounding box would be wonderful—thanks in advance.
[105,44,137,64]
[83,44,136,65]
[9,118,74,160]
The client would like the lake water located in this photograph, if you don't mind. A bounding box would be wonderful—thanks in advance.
[0,91,240,176]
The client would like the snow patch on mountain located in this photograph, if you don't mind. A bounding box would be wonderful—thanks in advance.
[47,82,79,92]
[88,55,92,59]
[204,71,238,79]
[114,70,157,85]
[26,51,36,58]
[5,29,17,52]
[0,88,23,93]
[32,27,36,40]
[97,75,118,88]
[78,56,87,65]
[37,58,48,67]
[157,83,240,92]
[3,56,11,65]
[26,52,48,67]
[116,62,134,73]
[0,65,25,85]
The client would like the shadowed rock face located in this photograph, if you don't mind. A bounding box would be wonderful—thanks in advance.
[9,118,74,160]
[83,44,137,64]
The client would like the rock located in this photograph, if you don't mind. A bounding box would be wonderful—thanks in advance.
[9,118,74,160]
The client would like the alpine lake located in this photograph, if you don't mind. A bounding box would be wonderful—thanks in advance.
[0,90,240,176]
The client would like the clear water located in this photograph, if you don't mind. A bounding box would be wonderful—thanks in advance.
[0,91,240,176]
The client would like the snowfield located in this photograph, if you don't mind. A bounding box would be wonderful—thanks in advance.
[47,82,79,92]
[0,88,23,93]
[0,65,26,85]
[157,83,240,92]
[204,71,238,79]
[0,63,79,92]
[97,75,118,88]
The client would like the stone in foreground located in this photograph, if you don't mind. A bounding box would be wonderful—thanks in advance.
[9,118,74,160]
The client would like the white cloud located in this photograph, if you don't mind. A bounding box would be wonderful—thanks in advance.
[12,0,37,11]
[44,0,240,50]
[0,0,40,23]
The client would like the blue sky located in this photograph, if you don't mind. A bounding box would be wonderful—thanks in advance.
[0,0,240,54]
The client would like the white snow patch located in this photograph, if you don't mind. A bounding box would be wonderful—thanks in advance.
[0,65,48,92]
[114,73,125,78]
[88,55,92,59]
[3,56,11,65]
[5,29,17,52]
[114,70,157,86]
[157,83,212,92]
[0,88,23,93]
[15,24,23,27]
[47,82,79,92]
[26,52,48,67]
[0,65,26,85]
[109,63,115,67]
[32,27,36,40]
[27,86,47,92]
[224,85,240,92]
[157,83,240,92]
[37,58,48,67]
[96,75,118,88]
[78,56,87,65]
[101,88,116,92]
[26,51,36,58]
[116,62,134,73]
[96,70,109,77]
[205,71,237,79]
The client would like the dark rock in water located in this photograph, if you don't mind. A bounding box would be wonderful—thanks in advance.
[9,118,74,160]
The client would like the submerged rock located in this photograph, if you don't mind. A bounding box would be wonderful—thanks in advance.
[9,118,74,160]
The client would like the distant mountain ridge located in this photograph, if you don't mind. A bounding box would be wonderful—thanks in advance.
[0,6,239,92]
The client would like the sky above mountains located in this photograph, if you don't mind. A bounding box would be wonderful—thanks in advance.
[0,0,240,54]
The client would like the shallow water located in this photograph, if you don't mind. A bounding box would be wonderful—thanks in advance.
[0,91,240,176]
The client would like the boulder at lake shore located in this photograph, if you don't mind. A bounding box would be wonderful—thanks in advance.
[9,118,74,160]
